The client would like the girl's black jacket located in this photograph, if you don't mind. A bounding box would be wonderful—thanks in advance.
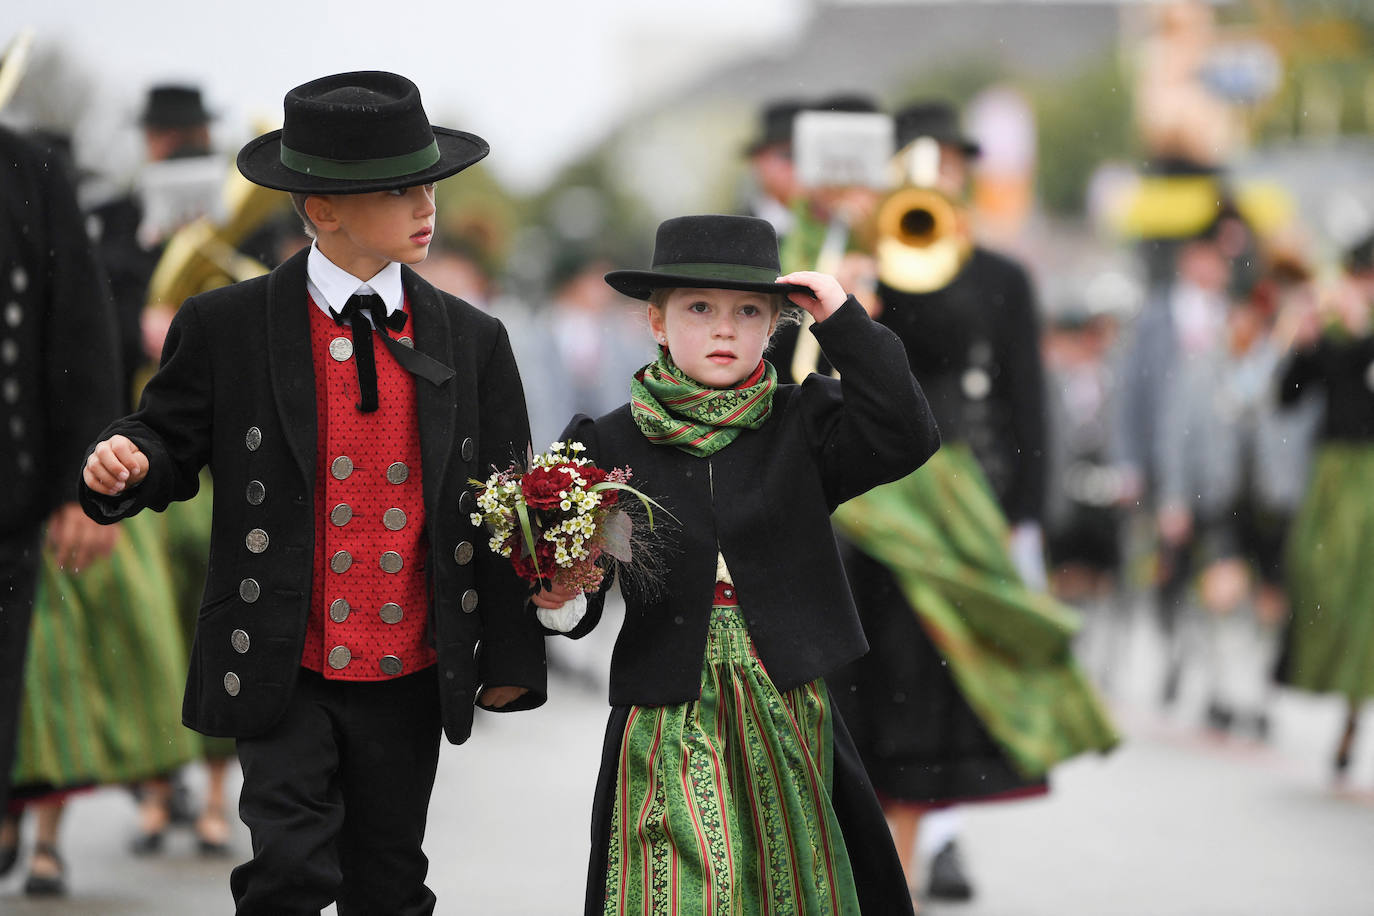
[558,298,940,706]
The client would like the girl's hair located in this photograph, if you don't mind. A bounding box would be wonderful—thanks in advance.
[289,193,319,240]
[646,287,801,336]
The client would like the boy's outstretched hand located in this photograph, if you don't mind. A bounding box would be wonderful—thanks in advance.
[777,271,848,323]
[84,434,149,496]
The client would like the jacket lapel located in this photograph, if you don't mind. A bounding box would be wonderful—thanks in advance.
[402,266,457,511]
[267,248,318,487]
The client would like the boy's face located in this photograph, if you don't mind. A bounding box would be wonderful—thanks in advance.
[310,184,437,279]
[648,287,778,389]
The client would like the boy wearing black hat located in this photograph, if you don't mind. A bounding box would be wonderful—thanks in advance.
[79,71,544,916]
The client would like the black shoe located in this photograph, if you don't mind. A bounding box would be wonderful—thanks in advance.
[23,843,66,897]
[0,813,19,878]
[1205,701,1235,733]
[166,777,196,827]
[0,840,17,878]
[927,840,975,902]
[129,829,165,856]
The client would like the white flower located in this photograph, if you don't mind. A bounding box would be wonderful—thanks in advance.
[469,513,483,526]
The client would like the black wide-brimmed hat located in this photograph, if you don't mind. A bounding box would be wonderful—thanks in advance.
[894,100,980,157]
[605,215,808,301]
[140,85,214,129]
[236,71,488,194]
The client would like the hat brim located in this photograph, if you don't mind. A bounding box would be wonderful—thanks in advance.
[605,269,814,301]
[236,126,489,194]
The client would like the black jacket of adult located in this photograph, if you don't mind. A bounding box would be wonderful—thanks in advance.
[79,247,545,743]
[0,127,124,538]
[558,299,940,706]
[878,246,1047,524]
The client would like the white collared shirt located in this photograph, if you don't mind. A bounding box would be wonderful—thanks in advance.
[306,242,404,325]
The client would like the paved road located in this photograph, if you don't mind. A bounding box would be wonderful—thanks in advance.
[4,603,1373,915]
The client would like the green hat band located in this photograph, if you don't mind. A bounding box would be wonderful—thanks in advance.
[653,262,781,283]
[279,139,440,181]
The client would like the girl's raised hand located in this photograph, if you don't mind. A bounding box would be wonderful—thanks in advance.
[776,271,847,323]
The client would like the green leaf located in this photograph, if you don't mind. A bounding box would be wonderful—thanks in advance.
[513,495,541,579]
[590,481,678,529]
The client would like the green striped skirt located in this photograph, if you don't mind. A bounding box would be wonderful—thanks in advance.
[1283,443,1374,700]
[11,510,198,792]
[602,603,860,916]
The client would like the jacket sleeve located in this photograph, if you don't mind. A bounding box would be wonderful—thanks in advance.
[79,299,214,523]
[472,320,547,712]
[800,297,941,508]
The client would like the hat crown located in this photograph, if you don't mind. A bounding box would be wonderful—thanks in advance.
[894,101,967,151]
[141,84,211,128]
[281,71,434,164]
[652,215,781,272]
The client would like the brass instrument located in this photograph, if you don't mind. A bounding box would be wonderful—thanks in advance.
[0,29,35,112]
[871,138,971,294]
[145,169,286,306]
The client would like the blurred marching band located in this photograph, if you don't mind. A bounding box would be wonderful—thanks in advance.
[2,0,1374,906]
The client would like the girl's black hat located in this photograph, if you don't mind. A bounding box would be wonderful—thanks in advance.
[236,71,488,194]
[605,214,809,301]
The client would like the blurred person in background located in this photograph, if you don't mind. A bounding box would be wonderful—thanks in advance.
[508,246,652,450]
[0,122,126,896]
[1041,300,1127,686]
[827,98,1114,908]
[1154,251,1320,739]
[87,84,220,408]
[1275,232,1374,779]
[740,98,805,238]
[1114,208,1249,704]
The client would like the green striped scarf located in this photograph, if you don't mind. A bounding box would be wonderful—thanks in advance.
[630,351,777,457]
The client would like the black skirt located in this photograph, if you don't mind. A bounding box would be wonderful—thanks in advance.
[828,549,1048,805]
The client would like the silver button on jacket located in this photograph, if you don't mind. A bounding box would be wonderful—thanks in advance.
[231,629,251,654]
[328,646,352,669]
[329,598,351,622]
[379,655,404,676]
[379,551,404,574]
[224,672,241,696]
[245,528,269,553]
[331,550,353,574]
[379,602,403,624]
[331,456,354,480]
[239,578,261,603]
[461,589,479,614]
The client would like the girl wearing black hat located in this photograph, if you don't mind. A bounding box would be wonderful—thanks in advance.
[536,214,939,914]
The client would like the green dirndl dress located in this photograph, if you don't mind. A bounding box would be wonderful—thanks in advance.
[1281,443,1374,700]
[831,445,1119,781]
[594,594,904,916]
[11,510,198,793]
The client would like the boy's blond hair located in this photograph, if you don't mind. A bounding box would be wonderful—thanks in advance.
[290,193,319,240]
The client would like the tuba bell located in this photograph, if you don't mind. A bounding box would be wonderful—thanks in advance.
[871,138,971,293]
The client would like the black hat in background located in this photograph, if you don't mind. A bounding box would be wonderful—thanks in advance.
[744,99,807,156]
[810,93,881,114]
[893,100,980,157]
[236,70,488,195]
[605,214,811,301]
[140,85,214,129]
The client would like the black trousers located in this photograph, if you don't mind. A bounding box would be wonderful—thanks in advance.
[0,528,41,817]
[231,666,442,916]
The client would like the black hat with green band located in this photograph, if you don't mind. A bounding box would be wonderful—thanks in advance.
[236,70,488,194]
[605,214,812,300]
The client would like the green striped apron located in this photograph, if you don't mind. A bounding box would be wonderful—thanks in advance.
[603,601,860,916]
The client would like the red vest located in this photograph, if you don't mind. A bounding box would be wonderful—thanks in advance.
[303,297,436,681]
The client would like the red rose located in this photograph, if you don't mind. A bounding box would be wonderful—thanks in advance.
[521,465,573,510]
[509,537,558,584]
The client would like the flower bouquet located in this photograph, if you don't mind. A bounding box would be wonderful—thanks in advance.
[470,441,667,592]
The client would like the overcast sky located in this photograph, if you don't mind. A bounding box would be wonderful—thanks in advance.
[10,0,803,190]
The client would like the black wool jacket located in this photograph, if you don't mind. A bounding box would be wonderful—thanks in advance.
[0,127,124,538]
[558,298,940,707]
[80,248,545,743]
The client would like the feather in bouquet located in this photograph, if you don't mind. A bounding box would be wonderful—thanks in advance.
[469,441,670,592]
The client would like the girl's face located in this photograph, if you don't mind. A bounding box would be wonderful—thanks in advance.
[648,287,778,389]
